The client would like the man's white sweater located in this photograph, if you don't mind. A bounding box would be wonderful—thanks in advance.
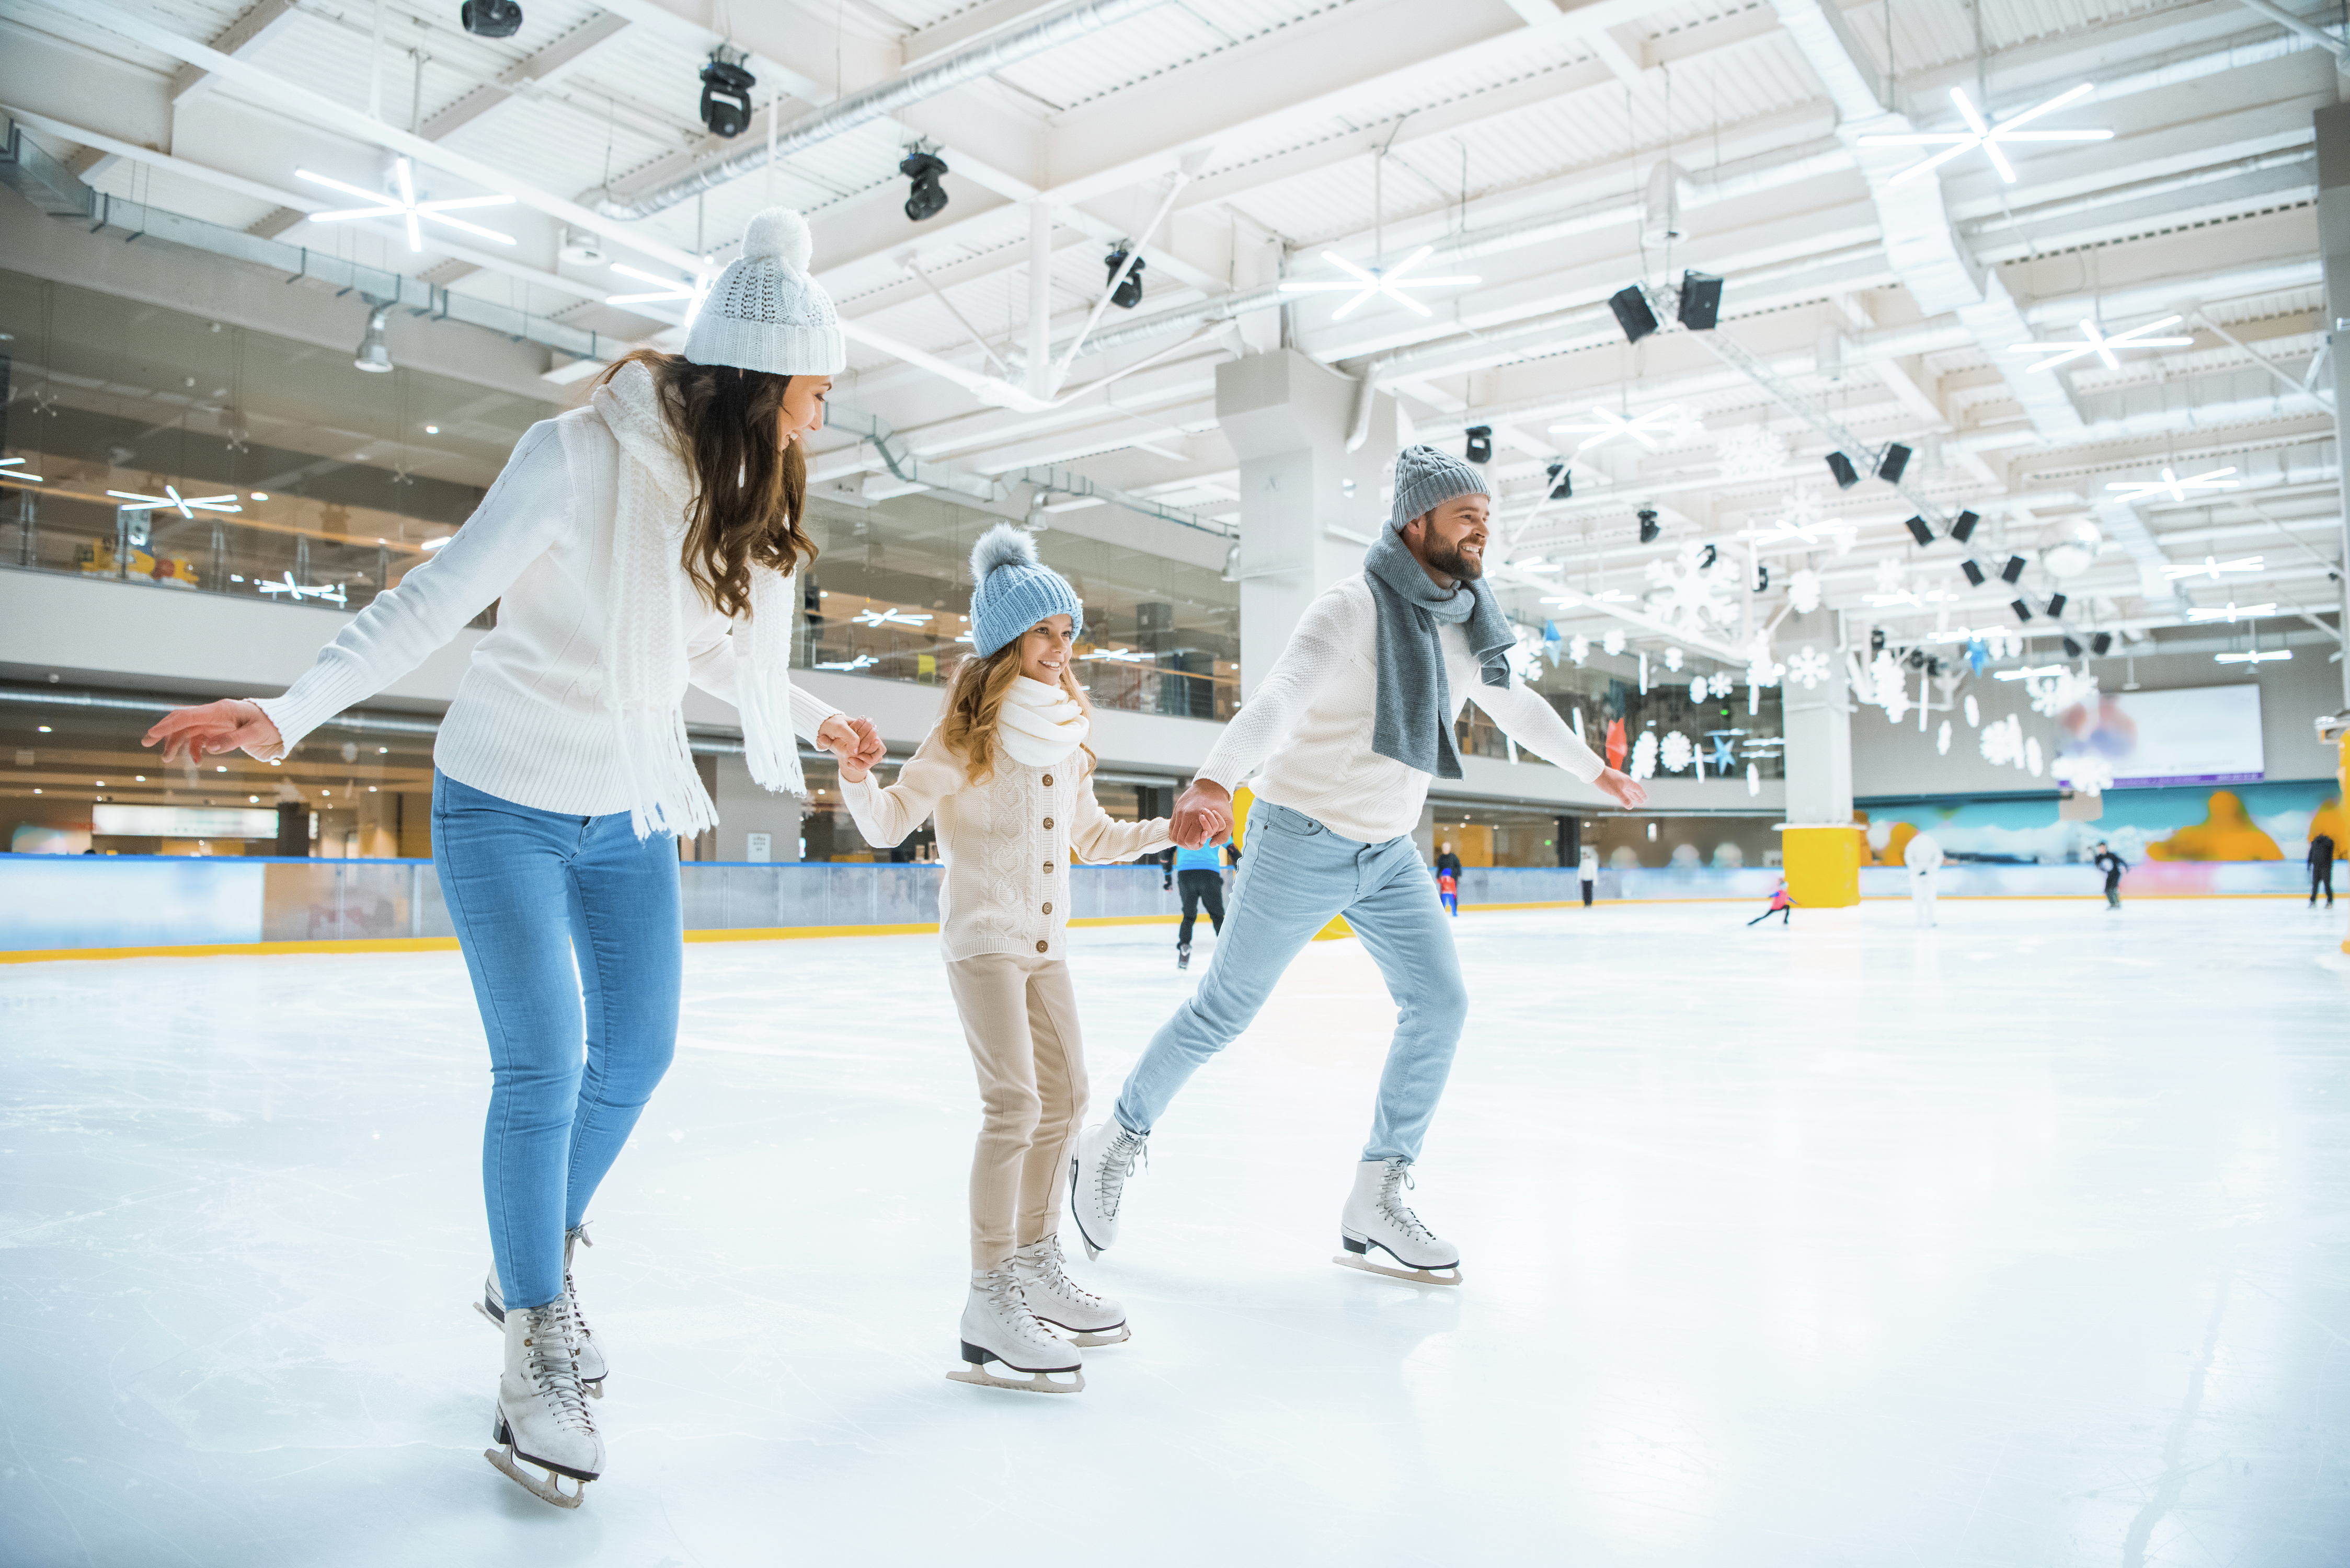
[1198,574,1604,843]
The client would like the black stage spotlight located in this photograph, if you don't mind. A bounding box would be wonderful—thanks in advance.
[1950,509,1979,544]
[1545,461,1572,501]
[2046,592,2067,618]
[1870,627,1887,654]
[1877,443,1912,485]
[2091,631,2113,655]
[1753,563,1770,592]
[461,0,522,37]
[1825,451,1860,489]
[2011,598,2034,622]
[2062,636,2084,658]
[1609,285,1659,343]
[699,53,755,138]
[1677,270,1722,331]
[1637,507,1661,544]
[1961,559,1987,587]
[900,151,950,221]
[1464,425,1494,464]
[1104,249,1145,309]
[2000,554,2026,584]
[1903,514,1934,546]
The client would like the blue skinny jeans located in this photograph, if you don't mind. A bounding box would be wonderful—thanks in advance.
[432,770,681,1310]
[1114,799,1469,1162]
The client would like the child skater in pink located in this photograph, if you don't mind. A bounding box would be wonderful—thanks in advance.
[1748,878,1794,927]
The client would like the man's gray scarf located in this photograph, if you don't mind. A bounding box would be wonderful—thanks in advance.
[1363,527,1515,780]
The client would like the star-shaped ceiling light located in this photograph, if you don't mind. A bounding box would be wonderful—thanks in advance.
[2164,554,2263,582]
[1550,405,1693,454]
[851,606,933,628]
[1278,246,1480,320]
[1083,647,1154,663]
[0,457,42,482]
[607,262,716,326]
[2012,316,2195,375]
[1858,84,2112,187]
[2106,466,2238,505]
[107,484,242,517]
[2187,602,2276,624]
[296,158,516,252]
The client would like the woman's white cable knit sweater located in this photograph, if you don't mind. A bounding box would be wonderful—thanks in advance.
[840,729,1171,961]
[254,407,840,817]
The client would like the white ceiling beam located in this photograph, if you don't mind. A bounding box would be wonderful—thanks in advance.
[420,13,634,143]
[165,0,299,110]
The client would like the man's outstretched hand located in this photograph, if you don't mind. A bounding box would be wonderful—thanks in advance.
[1594,767,1646,810]
[1171,778,1233,849]
[819,714,885,782]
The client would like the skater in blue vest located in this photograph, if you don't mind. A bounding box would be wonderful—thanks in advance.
[1173,839,1228,970]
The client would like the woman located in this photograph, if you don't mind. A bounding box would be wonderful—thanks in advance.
[837,526,1169,1394]
[142,208,881,1506]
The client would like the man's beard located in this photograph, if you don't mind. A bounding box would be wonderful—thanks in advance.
[1425,537,1484,582]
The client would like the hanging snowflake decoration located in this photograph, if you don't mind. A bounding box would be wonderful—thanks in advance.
[1664,646,1684,672]
[2052,750,2113,795]
[1746,760,1760,796]
[2025,736,2044,777]
[1568,633,1590,665]
[1936,719,1952,756]
[1715,424,1789,482]
[1644,541,1736,634]
[1786,644,1831,690]
[1689,675,1710,703]
[1658,731,1694,773]
[1787,567,1822,615]
[1629,728,1659,780]
[1963,693,1980,728]
[1872,558,1907,596]
[1980,713,2024,768]
[1508,624,1546,684]
[2024,666,2097,720]
[1602,627,1626,658]
[1744,634,1784,689]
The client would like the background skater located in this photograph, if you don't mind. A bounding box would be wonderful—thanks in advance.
[1748,880,1794,927]
[2093,840,2129,910]
[1905,829,1944,927]
[1173,838,1228,970]
[1070,445,1645,1287]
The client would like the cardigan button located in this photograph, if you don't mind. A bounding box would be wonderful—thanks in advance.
[1043,861,1054,873]
[1042,902,1052,915]
[1043,816,1054,829]
[1035,940,1048,953]
[1042,774,1054,787]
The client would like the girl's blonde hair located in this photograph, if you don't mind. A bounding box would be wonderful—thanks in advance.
[941,634,1096,785]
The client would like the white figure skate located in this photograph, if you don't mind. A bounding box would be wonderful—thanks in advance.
[1069,1120,1148,1261]
[948,1269,1084,1393]
[1012,1236,1129,1346]
[485,1300,603,1508]
[1335,1157,1463,1286]
[474,1224,605,1396]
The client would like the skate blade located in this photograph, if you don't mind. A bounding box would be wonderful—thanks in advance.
[583,1378,604,1400]
[471,1299,501,1329]
[1333,1253,1464,1287]
[1064,1324,1130,1347]
[484,1446,590,1508]
[946,1364,1085,1394]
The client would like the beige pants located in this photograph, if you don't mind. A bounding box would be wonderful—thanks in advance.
[944,952,1087,1270]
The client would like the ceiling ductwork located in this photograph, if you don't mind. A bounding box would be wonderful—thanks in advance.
[590,0,1174,223]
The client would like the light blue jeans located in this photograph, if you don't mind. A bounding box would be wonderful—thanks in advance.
[432,770,682,1310]
[1114,799,1468,1162]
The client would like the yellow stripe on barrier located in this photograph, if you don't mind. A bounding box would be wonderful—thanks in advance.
[0,936,463,964]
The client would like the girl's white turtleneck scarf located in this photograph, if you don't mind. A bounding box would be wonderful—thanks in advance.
[995,675,1090,768]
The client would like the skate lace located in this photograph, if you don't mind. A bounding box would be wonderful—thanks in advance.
[560,1224,595,1348]
[1096,1127,1148,1221]
[981,1269,1063,1351]
[521,1304,596,1435]
[1377,1160,1438,1246]
[1021,1238,1099,1307]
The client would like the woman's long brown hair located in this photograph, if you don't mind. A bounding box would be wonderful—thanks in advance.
[941,637,1095,786]
[595,349,814,618]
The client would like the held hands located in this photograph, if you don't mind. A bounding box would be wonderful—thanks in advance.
[142,699,284,767]
[818,714,885,782]
[1594,767,1646,810]
[1170,778,1234,850]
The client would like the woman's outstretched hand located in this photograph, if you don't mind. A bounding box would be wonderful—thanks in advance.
[1594,767,1646,810]
[818,714,884,782]
[142,700,284,767]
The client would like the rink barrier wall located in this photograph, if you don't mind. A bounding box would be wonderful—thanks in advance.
[0,856,2316,960]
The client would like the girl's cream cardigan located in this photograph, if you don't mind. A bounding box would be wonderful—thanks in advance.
[840,724,1171,962]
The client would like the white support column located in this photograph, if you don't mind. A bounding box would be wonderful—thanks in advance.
[1776,606,1861,905]
[1025,201,1054,400]
[1213,349,1396,695]
[2318,102,2350,708]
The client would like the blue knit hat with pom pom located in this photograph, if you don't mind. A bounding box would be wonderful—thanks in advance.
[969,524,1084,658]
[685,207,845,376]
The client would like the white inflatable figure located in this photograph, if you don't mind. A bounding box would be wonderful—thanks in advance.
[1904,830,1945,927]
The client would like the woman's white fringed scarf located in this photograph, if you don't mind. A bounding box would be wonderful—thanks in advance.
[591,362,806,839]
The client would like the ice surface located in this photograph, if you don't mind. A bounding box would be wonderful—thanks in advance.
[3,901,2347,1566]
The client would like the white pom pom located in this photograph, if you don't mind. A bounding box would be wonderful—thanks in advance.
[971,523,1038,583]
[742,208,812,271]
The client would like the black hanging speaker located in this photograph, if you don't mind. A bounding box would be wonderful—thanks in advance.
[461,0,522,38]
[2091,632,2113,655]
[1677,271,1722,331]
[2046,592,2068,618]
[2062,636,2084,658]
[1825,451,1860,489]
[1877,443,1912,484]
[2001,554,2027,584]
[2011,598,2034,622]
[1609,285,1659,343]
[1961,559,1987,587]
[1950,509,1979,544]
[1903,514,1934,546]
[1464,425,1493,464]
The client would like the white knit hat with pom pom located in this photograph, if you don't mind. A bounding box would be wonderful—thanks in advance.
[683,208,845,376]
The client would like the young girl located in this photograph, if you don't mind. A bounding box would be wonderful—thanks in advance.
[141,209,880,1505]
[839,525,1170,1394]
[1748,879,1794,926]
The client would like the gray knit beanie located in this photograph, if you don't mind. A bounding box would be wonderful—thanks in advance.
[1390,443,1491,532]
[684,208,845,376]
[969,524,1084,658]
